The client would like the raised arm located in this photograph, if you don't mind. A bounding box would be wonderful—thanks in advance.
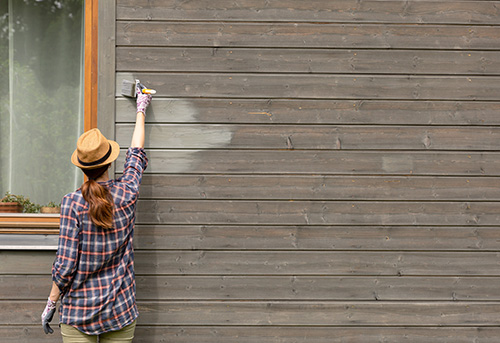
[130,111,146,148]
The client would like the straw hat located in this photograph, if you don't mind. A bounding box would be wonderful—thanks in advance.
[71,128,120,169]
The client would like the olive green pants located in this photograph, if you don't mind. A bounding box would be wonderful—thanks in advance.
[60,321,136,343]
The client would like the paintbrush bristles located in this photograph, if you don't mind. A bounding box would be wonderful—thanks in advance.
[121,80,136,98]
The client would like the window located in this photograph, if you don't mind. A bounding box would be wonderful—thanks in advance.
[0,0,85,206]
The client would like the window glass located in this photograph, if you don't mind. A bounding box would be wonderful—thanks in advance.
[0,0,84,206]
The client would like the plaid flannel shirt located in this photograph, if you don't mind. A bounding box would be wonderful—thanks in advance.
[52,147,148,335]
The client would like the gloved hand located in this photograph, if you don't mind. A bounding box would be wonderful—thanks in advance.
[136,83,152,115]
[41,297,57,334]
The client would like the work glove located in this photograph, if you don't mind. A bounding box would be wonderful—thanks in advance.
[136,82,152,115]
[41,297,57,334]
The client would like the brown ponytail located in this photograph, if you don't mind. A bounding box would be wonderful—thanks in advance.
[81,165,114,229]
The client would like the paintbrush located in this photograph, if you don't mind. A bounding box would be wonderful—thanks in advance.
[121,79,156,98]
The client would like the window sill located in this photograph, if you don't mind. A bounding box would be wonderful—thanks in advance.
[0,214,59,250]
[0,213,60,233]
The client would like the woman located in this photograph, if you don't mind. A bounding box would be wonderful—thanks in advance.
[41,88,152,342]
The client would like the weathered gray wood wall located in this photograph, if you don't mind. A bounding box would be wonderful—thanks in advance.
[3,0,500,341]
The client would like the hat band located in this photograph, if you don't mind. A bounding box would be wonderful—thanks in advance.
[77,143,112,167]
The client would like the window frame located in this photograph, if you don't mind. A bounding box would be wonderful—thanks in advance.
[85,0,99,132]
[0,0,116,240]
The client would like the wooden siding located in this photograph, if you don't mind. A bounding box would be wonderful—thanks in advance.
[2,1,500,342]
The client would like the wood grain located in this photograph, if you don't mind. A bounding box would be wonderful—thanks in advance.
[116,73,500,100]
[134,302,500,326]
[6,274,500,301]
[133,225,499,251]
[134,200,500,226]
[116,150,500,175]
[6,301,500,326]
[97,0,117,162]
[116,0,500,25]
[5,251,500,276]
[84,0,98,131]
[2,224,498,251]
[116,22,500,50]
[131,251,500,276]
[130,326,500,343]
[116,124,500,150]
[115,99,500,125]
[117,48,500,75]
[136,175,500,201]
[3,326,500,343]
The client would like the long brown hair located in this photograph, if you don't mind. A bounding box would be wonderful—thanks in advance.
[81,165,114,229]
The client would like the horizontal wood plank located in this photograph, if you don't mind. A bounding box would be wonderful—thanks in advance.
[4,326,500,343]
[5,250,500,276]
[0,234,58,249]
[133,251,500,276]
[131,251,500,276]
[0,327,61,343]
[0,275,53,299]
[2,224,496,251]
[136,175,500,201]
[6,301,500,326]
[116,124,500,150]
[137,276,500,301]
[135,200,500,226]
[116,73,500,100]
[116,22,500,50]
[117,150,500,175]
[130,326,500,343]
[5,274,500,301]
[124,302,500,326]
[133,225,499,251]
[116,0,500,25]
[117,48,500,75]
[115,99,500,125]
[0,214,59,228]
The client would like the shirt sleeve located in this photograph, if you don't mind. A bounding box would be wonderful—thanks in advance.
[120,147,148,193]
[52,195,80,294]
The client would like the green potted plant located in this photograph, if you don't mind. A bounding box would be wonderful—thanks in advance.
[0,191,41,213]
[40,201,61,214]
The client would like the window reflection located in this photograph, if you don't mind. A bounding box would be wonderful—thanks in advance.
[0,0,84,206]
